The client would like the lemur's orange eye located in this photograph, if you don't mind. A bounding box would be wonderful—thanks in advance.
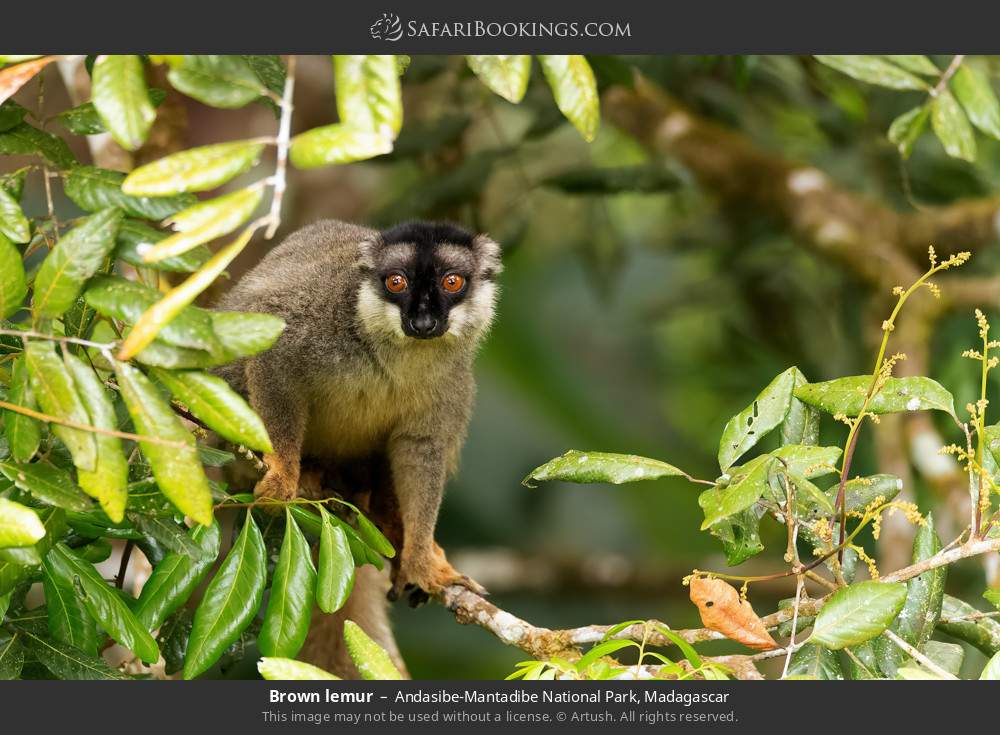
[385,273,408,293]
[442,273,465,293]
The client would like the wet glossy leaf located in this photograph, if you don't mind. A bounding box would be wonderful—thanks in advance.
[0,186,29,243]
[793,375,955,417]
[888,105,930,159]
[0,497,45,547]
[115,219,211,273]
[699,454,774,530]
[343,619,403,679]
[811,581,908,650]
[33,208,122,319]
[523,449,685,487]
[0,100,27,132]
[20,627,129,679]
[836,473,903,512]
[122,140,265,196]
[537,55,599,141]
[63,351,128,522]
[709,505,765,566]
[0,122,77,169]
[258,656,340,680]
[258,511,315,658]
[42,560,99,655]
[0,507,65,595]
[467,55,531,103]
[64,166,195,220]
[938,594,1000,656]
[334,55,402,138]
[317,506,355,614]
[0,461,91,511]
[113,361,213,525]
[814,55,928,90]
[184,511,266,679]
[786,643,844,679]
[951,64,1000,140]
[55,89,166,136]
[24,340,97,472]
[133,520,220,630]
[290,124,393,169]
[45,543,158,663]
[91,55,155,151]
[3,355,41,461]
[719,367,799,470]
[167,55,266,109]
[0,232,25,320]
[770,444,841,479]
[210,311,285,359]
[932,89,977,162]
[0,631,24,679]
[353,509,395,558]
[145,186,262,263]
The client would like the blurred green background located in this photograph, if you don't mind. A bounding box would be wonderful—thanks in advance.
[6,54,1000,678]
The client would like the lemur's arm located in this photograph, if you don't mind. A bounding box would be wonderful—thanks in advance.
[246,354,307,501]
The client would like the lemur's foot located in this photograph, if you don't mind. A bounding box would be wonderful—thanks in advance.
[254,464,299,508]
[388,543,487,607]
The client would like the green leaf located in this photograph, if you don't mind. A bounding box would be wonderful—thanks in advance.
[91,55,155,151]
[45,543,159,663]
[0,232,25,320]
[522,449,685,487]
[317,506,355,614]
[122,140,265,196]
[3,355,41,462]
[133,520,220,631]
[0,507,65,595]
[63,351,128,522]
[467,55,531,104]
[813,56,929,90]
[84,275,221,354]
[709,505,765,565]
[115,219,210,273]
[64,166,196,220]
[981,651,1000,680]
[0,122,77,169]
[874,514,945,676]
[837,473,903,512]
[786,642,844,679]
[149,368,272,452]
[931,89,977,162]
[719,367,799,470]
[811,581,908,650]
[145,186,263,264]
[0,186,29,243]
[334,55,403,138]
[112,360,213,525]
[258,656,340,680]
[882,56,939,76]
[0,100,27,132]
[42,560,99,655]
[0,497,45,547]
[33,207,123,319]
[130,513,201,558]
[157,608,192,675]
[19,627,129,679]
[0,631,24,679]
[0,165,28,199]
[951,64,1000,141]
[210,311,285,358]
[343,619,403,680]
[698,454,774,530]
[937,594,1000,656]
[184,511,266,679]
[290,124,393,169]
[770,444,841,479]
[985,589,1000,610]
[575,638,636,672]
[793,375,955,417]
[258,511,316,658]
[352,508,395,559]
[167,55,266,109]
[55,89,166,136]
[0,461,92,511]
[23,340,97,473]
[888,105,931,159]
[536,55,599,141]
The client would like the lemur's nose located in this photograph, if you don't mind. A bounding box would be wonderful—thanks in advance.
[410,314,438,336]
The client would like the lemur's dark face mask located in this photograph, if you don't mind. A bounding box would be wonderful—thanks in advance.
[380,259,469,339]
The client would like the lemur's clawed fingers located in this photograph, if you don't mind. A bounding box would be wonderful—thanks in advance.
[253,467,299,513]
[387,544,487,603]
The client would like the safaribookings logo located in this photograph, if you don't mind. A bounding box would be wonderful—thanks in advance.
[370,13,404,41]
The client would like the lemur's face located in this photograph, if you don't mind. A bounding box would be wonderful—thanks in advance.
[356,222,502,342]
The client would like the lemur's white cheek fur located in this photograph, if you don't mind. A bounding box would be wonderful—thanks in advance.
[357,281,405,338]
[448,281,498,338]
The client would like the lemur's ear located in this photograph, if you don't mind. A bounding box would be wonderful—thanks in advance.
[472,234,503,277]
[357,237,382,271]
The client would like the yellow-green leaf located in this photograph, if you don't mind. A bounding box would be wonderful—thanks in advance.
[814,55,929,91]
[91,55,155,151]
[112,360,212,525]
[258,657,339,680]
[536,55,599,141]
[951,64,1000,141]
[0,460,92,512]
[144,186,262,264]
[522,450,685,487]
[0,186,29,243]
[932,89,977,162]
[334,55,402,138]
[0,498,45,548]
[122,140,264,196]
[888,105,931,159]
[0,231,25,318]
[3,354,40,462]
[467,55,531,103]
[289,124,393,169]
[343,620,403,680]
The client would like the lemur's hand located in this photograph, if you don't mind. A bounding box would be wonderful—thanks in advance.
[254,463,299,505]
[388,542,487,607]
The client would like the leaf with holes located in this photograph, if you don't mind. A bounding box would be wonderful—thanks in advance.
[719,367,799,471]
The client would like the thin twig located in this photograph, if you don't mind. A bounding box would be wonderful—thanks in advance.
[265,55,295,240]
[0,328,116,352]
[883,629,958,679]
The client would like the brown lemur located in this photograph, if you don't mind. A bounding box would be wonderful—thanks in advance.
[215,219,500,675]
